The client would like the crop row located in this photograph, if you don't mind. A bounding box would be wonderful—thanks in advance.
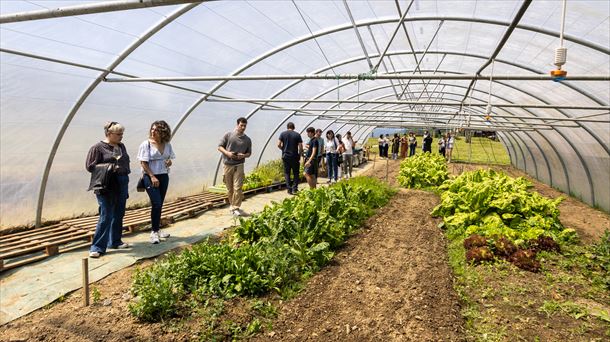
[129,177,395,321]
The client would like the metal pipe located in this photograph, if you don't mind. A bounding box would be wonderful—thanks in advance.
[104,73,609,82]
[372,0,414,72]
[342,0,374,70]
[34,3,200,227]
[396,20,445,101]
[461,0,533,102]
[206,98,609,111]
[0,0,202,24]
[261,107,608,123]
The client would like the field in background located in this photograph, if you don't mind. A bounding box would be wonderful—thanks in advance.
[365,135,510,165]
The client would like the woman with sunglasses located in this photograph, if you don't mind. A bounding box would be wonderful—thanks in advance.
[85,121,131,258]
[138,120,176,244]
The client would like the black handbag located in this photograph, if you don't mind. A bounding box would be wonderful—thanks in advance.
[88,163,115,192]
[137,141,152,192]
[136,176,146,192]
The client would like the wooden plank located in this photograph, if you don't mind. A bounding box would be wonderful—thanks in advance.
[44,244,59,256]
[0,229,89,254]
[0,254,48,272]
[0,226,84,248]
[0,232,93,259]
[0,224,67,243]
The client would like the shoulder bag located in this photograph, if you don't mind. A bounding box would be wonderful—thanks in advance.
[136,141,151,192]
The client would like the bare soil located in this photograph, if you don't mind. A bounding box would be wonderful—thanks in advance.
[1,160,608,341]
[252,190,464,341]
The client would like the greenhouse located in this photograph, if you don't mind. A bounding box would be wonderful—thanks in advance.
[1,0,609,340]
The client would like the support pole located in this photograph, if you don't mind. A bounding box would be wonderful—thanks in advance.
[82,258,89,307]
[0,0,202,24]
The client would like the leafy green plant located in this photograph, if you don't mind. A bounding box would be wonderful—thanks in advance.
[243,159,285,190]
[591,230,610,290]
[397,152,448,189]
[432,169,573,245]
[91,287,101,304]
[129,177,395,322]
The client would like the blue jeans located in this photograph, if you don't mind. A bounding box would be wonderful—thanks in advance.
[326,153,338,181]
[144,173,169,232]
[90,174,129,253]
[282,157,300,193]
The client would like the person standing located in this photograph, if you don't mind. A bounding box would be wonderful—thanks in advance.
[378,134,385,158]
[138,120,176,244]
[218,117,252,217]
[324,130,339,183]
[408,132,417,157]
[86,121,131,258]
[303,127,319,189]
[342,131,355,179]
[400,133,408,159]
[446,132,455,163]
[383,134,390,158]
[422,131,433,153]
[438,134,447,157]
[277,122,303,195]
[315,128,325,176]
[391,133,400,160]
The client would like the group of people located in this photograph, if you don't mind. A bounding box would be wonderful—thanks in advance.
[437,132,455,162]
[377,130,455,162]
[86,120,175,258]
[277,123,357,192]
[86,118,252,259]
[86,117,358,258]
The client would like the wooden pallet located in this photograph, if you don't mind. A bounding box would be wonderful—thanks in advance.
[0,183,285,272]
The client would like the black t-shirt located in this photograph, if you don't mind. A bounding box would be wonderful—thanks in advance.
[279,129,303,160]
[305,137,319,161]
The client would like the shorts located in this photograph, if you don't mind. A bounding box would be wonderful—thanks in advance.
[304,159,318,176]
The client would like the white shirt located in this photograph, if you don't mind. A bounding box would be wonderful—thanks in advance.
[137,140,176,175]
[447,137,455,149]
[324,137,339,153]
[343,138,353,155]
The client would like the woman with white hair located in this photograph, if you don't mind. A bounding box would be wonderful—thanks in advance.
[85,121,131,258]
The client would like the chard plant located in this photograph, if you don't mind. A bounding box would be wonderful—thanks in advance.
[397,152,448,189]
[129,177,395,322]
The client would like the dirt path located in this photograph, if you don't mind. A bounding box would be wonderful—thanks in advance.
[251,159,464,341]
[253,189,464,341]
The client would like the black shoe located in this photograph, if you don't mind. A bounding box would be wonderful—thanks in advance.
[287,189,293,195]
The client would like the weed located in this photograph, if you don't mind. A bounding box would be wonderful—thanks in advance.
[538,300,561,317]
[250,300,277,318]
[91,287,101,304]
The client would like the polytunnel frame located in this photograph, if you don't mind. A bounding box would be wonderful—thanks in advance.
[245,64,596,199]
[252,79,563,193]
[261,75,587,202]
[33,3,201,226]
[192,24,608,185]
[218,43,603,201]
[28,11,608,225]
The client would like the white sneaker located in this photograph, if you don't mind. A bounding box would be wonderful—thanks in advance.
[236,208,249,217]
[231,209,241,217]
[150,231,160,244]
[158,230,170,239]
[89,251,101,258]
[115,243,131,249]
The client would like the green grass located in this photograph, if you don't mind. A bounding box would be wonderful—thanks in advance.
[365,136,509,165]
[451,137,510,165]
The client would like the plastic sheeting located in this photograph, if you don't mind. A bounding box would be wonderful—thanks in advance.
[1,0,609,227]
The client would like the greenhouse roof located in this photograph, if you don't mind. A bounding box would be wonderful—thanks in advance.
[0,0,608,227]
